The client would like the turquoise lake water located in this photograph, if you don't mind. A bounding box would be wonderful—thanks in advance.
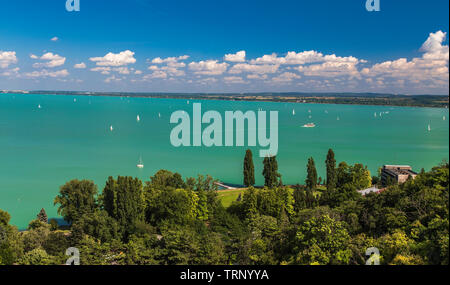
[0,93,449,229]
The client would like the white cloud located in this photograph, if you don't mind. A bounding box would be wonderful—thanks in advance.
[224,50,246,62]
[0,67,20,77]
[297,60,361,78]
[144,70,168,80]
[361,31,449,88]
[90,50,136,66]
[247,74,268,80]
[74,62,86,69]
[32,52,66,68]
[151,55,189,64]
[113,67,130,74]
[224,76,246,84]
[0,51,18,68]
[250,53,286,65]
[188,60,229,75]
[104,75,122,83]
[272,72,301,82]
[24,69,69,78]
[90,67,111,74]
[229,63,279,74]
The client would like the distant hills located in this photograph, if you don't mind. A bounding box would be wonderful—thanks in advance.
[2,90,449,108]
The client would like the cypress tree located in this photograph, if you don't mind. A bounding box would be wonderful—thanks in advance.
[306,157,318,190]
[263,157,271,187]
[263,156,281,188]
[243,149,255,187]
[37,208,48,224]
[325,149,337,190]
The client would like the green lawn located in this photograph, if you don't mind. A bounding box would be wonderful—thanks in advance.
[217,185,326,208]
[217,189,247,208]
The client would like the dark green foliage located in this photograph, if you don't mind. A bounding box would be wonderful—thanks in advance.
[49,219,58,231]
[0,156,448,265]
[243,149,255,187]
[325,149,337,189]
[54,179,98,224]
[36,208,48,224]
[305,157,318,190]
[262,156,281,188]
[101,176,145,238]
[71,210,120,243]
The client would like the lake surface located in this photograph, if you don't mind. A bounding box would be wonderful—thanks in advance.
[0,93,448,229]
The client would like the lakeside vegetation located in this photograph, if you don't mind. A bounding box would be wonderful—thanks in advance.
[3,90,449,108]
[0,149,448,265]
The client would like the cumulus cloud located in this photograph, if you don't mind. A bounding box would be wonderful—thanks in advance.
[0,51,18,68]
[0,67,20,77]
[224,51,246,62]
[361,31,449,88]
[74,62,86,69]
[24,69,69,78]
[144,70,168,80]
[224,76,246,84]
[188,60,229,75]
[104,75,122,83]
[151,55,189,64]
[229,63,279,74]
[91,67,111,74]
[90,50,136,66]
[297,59,361,78]
[32,52,66,68]
[272,72,301,82]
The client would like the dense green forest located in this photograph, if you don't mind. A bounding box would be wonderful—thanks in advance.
[0,150,448,265]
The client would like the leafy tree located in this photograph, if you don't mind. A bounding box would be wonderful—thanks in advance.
[291,215,352,265]
[17,248,55,265]
[325,149,337,190]
[71,210,120,243]
[243,149,255,187]
[54,179,98,224]
[101,176,145,238]
[148,170,185,190]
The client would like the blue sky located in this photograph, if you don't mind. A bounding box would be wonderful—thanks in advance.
[0,0,448,94]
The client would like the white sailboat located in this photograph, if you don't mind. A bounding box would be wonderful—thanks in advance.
[110,125,114,132]
[337,116,340,121]
[428,124,431,132]
[137,115,140,122]
[137,156,144,169]
[374,112,377,118]
[443,116,446,121]
[158,112,161,118]
[292,109,295,115]
[38,104,42,109]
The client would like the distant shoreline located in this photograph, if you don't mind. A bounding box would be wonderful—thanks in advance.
[2,90,449,108]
